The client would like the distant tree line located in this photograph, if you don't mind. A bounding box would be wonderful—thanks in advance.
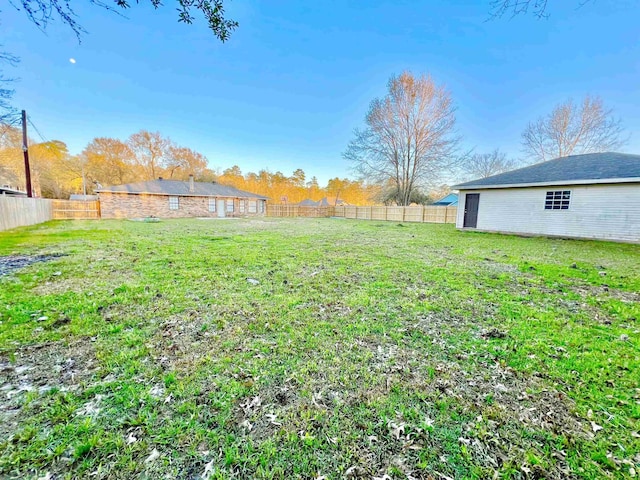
[0,126,383,204]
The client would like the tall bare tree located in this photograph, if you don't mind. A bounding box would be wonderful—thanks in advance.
[521,95,627,163]
[465,149,517,179]
[165,146,211,180]
[344,72,461,206]
[127,130,173,180]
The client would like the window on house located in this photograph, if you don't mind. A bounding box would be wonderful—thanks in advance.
[248,200,257,213]
[169,196,179,210]
[545,190,571,210]
[259,200,265,213]
[226,199,234,213]
[208,198,216,212]
[239,200,246,213]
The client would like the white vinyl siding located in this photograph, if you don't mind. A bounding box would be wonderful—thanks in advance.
[169,196,179,210]
[208,198,216,212]
[456,184,640,242]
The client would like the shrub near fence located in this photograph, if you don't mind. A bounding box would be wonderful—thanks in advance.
[266,204,457,224]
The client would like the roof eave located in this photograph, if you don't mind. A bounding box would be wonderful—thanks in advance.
[96,189,268,199]
[451,177,640,190]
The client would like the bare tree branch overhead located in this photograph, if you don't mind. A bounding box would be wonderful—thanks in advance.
[490,0,549,18]
[489,0,595,18]
[521,95,627,163]
[5,0,238,41]
[0,51,20,123]
[344,72,462,206]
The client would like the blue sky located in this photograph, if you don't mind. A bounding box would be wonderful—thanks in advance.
[3,0,639,184]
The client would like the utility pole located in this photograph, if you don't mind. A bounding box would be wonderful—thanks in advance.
[21,110,33,197]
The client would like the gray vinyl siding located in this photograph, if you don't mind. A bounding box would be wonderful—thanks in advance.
[456,183,640,243]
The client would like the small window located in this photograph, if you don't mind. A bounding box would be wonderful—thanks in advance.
[226,199,234,213]
[259,201,265,213]
[248,200,257,213]
[239,200,246,213]
[545,190,570,210]
[208,198,216,212]
[169,196,179,210]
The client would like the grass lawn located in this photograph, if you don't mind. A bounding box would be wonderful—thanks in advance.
[0,218,638,479]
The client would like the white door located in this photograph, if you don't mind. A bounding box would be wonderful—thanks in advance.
[217,199,226,218]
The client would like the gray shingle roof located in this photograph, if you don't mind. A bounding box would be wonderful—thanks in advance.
[452,152,640,190]
[96,180,269,199]
[297,199,319,206]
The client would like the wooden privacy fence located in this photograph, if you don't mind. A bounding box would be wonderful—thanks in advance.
[267,204,457,224]
[334,205,457,223]
[0,195,53,231]
[267,205,336,218]
[52,200,101,219]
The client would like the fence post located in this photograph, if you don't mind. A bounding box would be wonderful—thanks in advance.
[402,207,406,222]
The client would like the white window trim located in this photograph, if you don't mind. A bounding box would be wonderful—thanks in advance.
[208,198,216,212]
[544,190,571,210]
[169,196,179,210]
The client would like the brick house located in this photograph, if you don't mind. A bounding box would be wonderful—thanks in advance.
[97,176,268,219]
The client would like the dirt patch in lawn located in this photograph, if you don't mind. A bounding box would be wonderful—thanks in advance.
[0,338,99,439]
[0,254,65,277]
[573,283,640,304]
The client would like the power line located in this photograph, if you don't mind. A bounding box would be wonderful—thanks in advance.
[27,117,48,144]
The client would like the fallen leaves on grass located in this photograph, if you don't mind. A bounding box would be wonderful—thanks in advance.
[144,448,160,464]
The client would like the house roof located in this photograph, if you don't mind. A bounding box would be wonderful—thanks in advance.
[0,186,27,196]
[96,179,269,199]
[452,152,640,190]
[432,193,458,206]
[297,198,319,206]
[318,197,347,206]
[295,198,348,207]
[70,194,98,201]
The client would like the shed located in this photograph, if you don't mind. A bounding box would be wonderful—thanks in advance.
[451,152,640,243]
[96,176,268,219]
